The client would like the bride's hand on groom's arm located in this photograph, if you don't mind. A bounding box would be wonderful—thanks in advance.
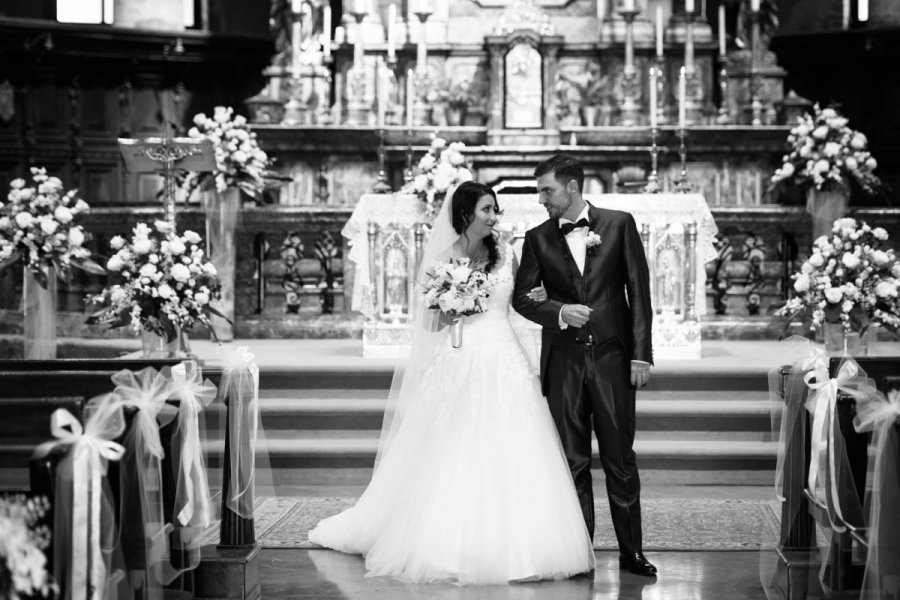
[526,286,547,302]
[560,304,592,328]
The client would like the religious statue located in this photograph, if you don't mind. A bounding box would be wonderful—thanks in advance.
[383,246,409,318]
[655,250,682,313]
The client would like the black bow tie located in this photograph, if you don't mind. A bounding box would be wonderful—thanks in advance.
[559,218,590,236]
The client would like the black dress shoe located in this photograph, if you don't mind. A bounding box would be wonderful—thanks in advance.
[619,552,658,577]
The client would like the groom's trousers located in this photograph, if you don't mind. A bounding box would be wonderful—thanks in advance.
[544,337,643,556]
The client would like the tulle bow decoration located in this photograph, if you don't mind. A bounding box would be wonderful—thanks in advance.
[218,346,260,519]
[853,389,900,600]
[170,361,217,529]
[33,396,126,600]
[803,357,861,532]
[110,367,179,594]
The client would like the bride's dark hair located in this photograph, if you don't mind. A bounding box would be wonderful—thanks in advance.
[450,181,501,273]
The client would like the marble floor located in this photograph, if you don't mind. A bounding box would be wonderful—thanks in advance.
[260,549,771,600]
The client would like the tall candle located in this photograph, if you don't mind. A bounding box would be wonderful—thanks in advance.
[750,0,760,10]
[655,6,664,57]
[378,62,387,128]
[858,0,869,21]
[718,4,726,56]
[406,68,414,128]
[685,0,694,14]
[678,66,686,129]
[623,0,634,11]
[416,21,427,73]
[649,67,658,129]
[291,20,301,78]
[387,3,397,60]
[323,4,332,59]
[597,0,606,21]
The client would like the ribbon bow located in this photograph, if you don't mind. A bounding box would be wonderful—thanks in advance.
[34,398,126,600]
[218,346,260,519]
[804,358,860,532]
[559,218,590,236]
[170,361,217,528]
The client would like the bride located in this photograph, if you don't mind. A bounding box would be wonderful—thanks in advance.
[308,181,595,585]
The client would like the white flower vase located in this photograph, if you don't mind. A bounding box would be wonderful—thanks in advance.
[23,266,57,360]
[141,325,190,358]
[822,322,875,357]
[450,320,463,349]
[806,186,849,241]
[202,186,239,342]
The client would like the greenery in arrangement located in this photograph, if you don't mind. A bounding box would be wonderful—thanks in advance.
[0,167,104,287]
[0,495,53,600]
[777,218,900,335]
[86,221,228,342]
[771,104,884,196]
[180,106,273,199]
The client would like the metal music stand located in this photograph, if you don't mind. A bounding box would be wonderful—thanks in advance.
[118,133,216,229]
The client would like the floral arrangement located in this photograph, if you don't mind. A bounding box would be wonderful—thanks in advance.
[422,258,493,318]
[777,218,900,334]
[0,167,103,287]
[86,221,227,341]
[402,137,474,217]
[771,104,883,195]
[181,106,271,198]
[0,495,53,600]
[585,231,602,252]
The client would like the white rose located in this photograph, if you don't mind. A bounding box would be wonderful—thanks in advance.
[813,159,831,174]
[794,273,810,293]
[168,238,186,255]
[872,227,888,241]
[110,287,127,303]
[801,262,813,274]
[139,263,157,277]
[68,227,85,247]
[780,162,795,177]
[40,218,58,235]
[448,151,465,166]
[823,142,841,157]
[194,292,210,305]
[795,123,810,137]
[154,220,173,234]
[413,174,429,192]
[418,154,436,172]
[232,150,248,164]
[54,206,74,223]
[193,113,207,126]
[875,281,897,298]
[432,172,452,193]
[866,157,878,170]
[110,235,126,250]
[871,250,890,266]
[799,146,811,158]
[851,134,867,150]
[14,212,34,228]
[10,178,25,189]
[0,217,9,230]
[824,287,843,303]
[893,264,900,278]
[171,263,191,282]
[213,106,231,123]
[807,253,824,268]
[827,117,848,129]
[821,108,838,119]
[456,168,474,183]
[73,199,89,213]
[133,238,152,255]
[812,126,829,140]
[842,253,860,268]
[158,284,174,299]
[107,256,124,271]
[202,262,218,276]
[845,157,858,170]
[430,137,446,150]
[183,230,202,244]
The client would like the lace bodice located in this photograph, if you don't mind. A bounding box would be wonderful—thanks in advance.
[480,245,515,318]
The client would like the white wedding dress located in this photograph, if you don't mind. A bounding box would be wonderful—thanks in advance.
[308,247,595,584]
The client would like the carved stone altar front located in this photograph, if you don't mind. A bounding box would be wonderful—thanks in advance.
[344,192,717,359]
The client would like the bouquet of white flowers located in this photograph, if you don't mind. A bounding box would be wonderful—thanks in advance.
[0,495,53,600]
[180,106,271,198]
[402,137,474,217]
[423,258,493,319]
[771,104,883,195]
[777,218,900,334]
[0,167,103,287]
[86,221,227,341]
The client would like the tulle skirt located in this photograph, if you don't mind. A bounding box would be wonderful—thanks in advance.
[308,316,595,585]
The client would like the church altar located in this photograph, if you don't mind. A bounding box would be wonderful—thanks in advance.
[343,192,717,359]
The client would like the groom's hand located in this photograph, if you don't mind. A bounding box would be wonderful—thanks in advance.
[560,304,592,328]
[630,361,651,388]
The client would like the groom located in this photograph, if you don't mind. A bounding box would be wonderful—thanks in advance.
[512,155,656,577]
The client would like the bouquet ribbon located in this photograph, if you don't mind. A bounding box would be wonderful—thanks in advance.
[219,346,260,518]
[34,404,125,600]
[803,358,859,532]
[170,361,216,528]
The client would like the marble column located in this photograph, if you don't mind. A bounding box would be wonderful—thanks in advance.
[113,0,185,30]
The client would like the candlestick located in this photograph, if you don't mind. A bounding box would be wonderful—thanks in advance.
[655,5,664,58]
[718,4,726,56]
[678,66,686,129]
[617,6,641,126]
[644,122,661,193]
[405,127,414,183]
[685,0,694,13]
[387,3,397,61]
[323,5,332,59]
[373,126,391,193]
[750,5,763,126]
[674,127,693,193]
[716,57,731,125]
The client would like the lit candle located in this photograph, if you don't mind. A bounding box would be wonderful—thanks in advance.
[323,4,332,59]
[623,0,634,11]
[649,67,658,129]
[678,66,686,129]
[378,62,387,128]
[355,0,367,14]
[597,0,606,20]
[750,0,760,10]
[406,68,414,128]
[718,4,726,56]
[292,19,301,78]
[416,20,427,73]
[685,0,694,14]
[387,3,397,60]
[842,0,849,29]
[858,0,869,21]
[655,5,664,57]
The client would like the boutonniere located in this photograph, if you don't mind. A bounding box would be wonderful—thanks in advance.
[585,231,602,254]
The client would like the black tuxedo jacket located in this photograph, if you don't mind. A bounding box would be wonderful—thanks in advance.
[512,205,653,390]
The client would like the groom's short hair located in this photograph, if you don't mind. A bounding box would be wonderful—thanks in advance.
[534,154,584,193]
